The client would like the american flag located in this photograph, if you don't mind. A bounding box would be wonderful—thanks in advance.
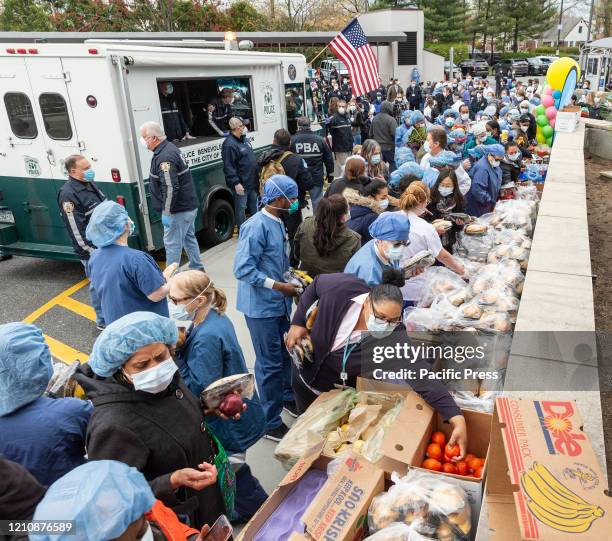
[328,19,379,98]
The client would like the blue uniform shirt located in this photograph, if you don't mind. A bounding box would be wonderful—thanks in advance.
[176,310,265,454]
[0,396,92,486]
[233,210,291,318]
[344,238,393,287]
[88,244,169,324]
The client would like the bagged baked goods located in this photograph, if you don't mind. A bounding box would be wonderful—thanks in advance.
[451,391,497,413]
[463,223,487,235]
[453,230,494,262]
[200,373,255,410]
[364,522,430,541]
[475,310,512,333]
[452,256,484,281]
[275,388,358,467]
[458,301,482,320]
[432,219,453,232]
[419,268,469,308]
[402,250,436,276]
[368,470,472,540]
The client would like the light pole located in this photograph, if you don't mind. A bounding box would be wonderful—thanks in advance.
[555,0,564,56]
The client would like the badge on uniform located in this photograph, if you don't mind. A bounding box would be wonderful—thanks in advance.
[160,162,171,173]
[63,201,75,214]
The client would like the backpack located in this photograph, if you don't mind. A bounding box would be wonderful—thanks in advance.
[259,150,292,193]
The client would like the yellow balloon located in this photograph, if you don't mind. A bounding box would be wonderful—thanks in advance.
[536,132,546,144]
[546,57,580,91]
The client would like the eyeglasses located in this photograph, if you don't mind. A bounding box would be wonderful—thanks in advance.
[392,240,410,248]
[370,299,402,327]
[168,294,191,304]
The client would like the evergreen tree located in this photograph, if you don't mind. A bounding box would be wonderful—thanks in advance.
[418,0,467,42]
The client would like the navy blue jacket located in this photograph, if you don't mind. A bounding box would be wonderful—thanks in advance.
[176,310,265,454]
[328,112,354,153]
[347,205,379,246]
[149,140,198,214]
[290,129,334,187]
[221,133,257,191]
[57,177,106,260]
[159,93,189,141]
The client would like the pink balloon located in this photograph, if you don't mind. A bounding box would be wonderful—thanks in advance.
[546,106,557,119]
[544,86,553,95]
[541,95,554,107]
[549,117,555,128]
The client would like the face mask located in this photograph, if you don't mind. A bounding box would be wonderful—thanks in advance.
[478,133,487,142]
[520,125,529,132]
[242,126,248,135]
[423,141,431,153]
[439,186,454,197]
[520,107,529,113]
[139,136,149,148]
[461,113,469,120]
[378,198,389,210]
[370,154,382,165]
[385,243,405,262]
[139,523,154,541]
[288,199,300,214]
[486,96,493,103]
[366,312,395,339]
[477,93,482,99]
[165,83,174,94]
[445,118,455,127]
[128,358,177,394]
[350,105,356,112]
[489,157,500,168]
[507,152,520,161]
[83,169,95,182]
[338,107,346,114]
[129,220,135,235]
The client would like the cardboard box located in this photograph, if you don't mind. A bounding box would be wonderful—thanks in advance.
[481,397,612,540]
[409,407,493,534]
[237,444,384,541]
[555,111,579,133]
[309,378,435,476]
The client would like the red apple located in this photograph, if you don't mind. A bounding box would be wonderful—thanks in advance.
[218,393,244,417]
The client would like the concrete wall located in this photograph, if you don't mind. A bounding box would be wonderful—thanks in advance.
[585,119,612,159]
[359,9,431,84]
[423,49,444,82]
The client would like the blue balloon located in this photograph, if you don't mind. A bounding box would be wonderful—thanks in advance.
[552,89,561,99]
[554,99,560,109]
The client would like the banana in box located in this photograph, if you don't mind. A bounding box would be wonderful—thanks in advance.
[481,397,612,540]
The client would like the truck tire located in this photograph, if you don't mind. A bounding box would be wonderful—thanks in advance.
[202,199,234,246]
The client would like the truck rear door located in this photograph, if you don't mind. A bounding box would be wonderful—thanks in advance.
[25,57,80,177]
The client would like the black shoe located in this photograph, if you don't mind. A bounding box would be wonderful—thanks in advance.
[264,423,289,442]
[283,400,299,418]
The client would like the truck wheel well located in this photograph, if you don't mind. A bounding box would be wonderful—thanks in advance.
[202,189,234,229]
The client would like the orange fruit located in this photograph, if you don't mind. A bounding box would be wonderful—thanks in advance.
[456,461,468,476]
[474,466,484,478]
[465,453,476,463]
[441,462,457,474]
[422,458,442,471]
[467,457,483,473]
[426,443,443,460]
[445,443,460,459]
[431,431,446,447]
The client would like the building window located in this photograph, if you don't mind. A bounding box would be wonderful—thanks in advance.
[39,93,73,140]
[398,32,417,66]
[578,25,582,33]
[4,92,38,139]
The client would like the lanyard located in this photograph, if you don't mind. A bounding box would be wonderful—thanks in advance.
[339,339,359,387]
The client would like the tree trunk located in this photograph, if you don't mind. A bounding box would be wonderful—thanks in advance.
[513,18,519,52]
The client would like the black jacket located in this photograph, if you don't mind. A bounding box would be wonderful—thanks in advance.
[290,129,334,187]
[159,93,189,141]
[343,187,383,246]
[369,101,397,151]
[149,140,198,215]
[257,145,314,205]
[406,85,422,106]
[470,97,487,118]
[221,133,257,190]
[75,365,226,529]
[327,112,354,153]
[57,177,106,259]
[191,96,232,137]
[500,157,520,186]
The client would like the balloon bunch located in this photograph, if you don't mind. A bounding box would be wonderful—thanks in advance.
[535,57,581,147]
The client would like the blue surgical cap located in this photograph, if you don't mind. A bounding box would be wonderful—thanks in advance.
[261,174,298,205]
[32,460,155,541]
[449,129,467,143]
[429,150,462,168]
[422,168,440,188]
[89,312,179,377]
[499,106,509,117]
[508,109,521,121]
[85,201,129,248]
[0,323,52,416]
[369,212,410,241]
[484,105,497,118]
[400,110,412,125]
[481,143,505,158]
[394,146,415,169]
[389,161,423,188]
[410,110,425,124]
[443,109,459,119]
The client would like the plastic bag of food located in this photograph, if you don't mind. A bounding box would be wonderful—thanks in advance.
[491,228,529,248]
[452,256,484,281]
[516,182,540,202]
[323,403,382,456]
[451,391,497,413]
[402,250,436,276]
[284,334,314,370]
[453,230,494,263]
[419,268,469,308]
[364,522,431,541]
[45,361,81,398]
[275,388,358,467]
[360,399,404,463]
[404,307,443,333]
[200,373,255,410]
[474,212,502,229]
[474,310,513,334]
[368,470,472,539]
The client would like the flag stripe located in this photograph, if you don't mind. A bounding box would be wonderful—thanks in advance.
[335,35,368,96]
[330,37,366,96]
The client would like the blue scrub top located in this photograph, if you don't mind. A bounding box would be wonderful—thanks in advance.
[88,244,169,324]
[344,238,392,287]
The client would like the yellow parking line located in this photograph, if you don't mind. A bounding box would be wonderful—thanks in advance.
[56,296,96,322]
[22,278,90,324]
[43,334,89,364]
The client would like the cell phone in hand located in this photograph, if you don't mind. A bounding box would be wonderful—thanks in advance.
[202,515,232,541]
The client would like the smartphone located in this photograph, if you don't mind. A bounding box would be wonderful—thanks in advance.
[202,515,232,541]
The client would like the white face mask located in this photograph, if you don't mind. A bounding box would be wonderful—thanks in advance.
[365,302,397,339]
[507,152,521,161]
[378,198,389,210]
[139,136,149,149]
[461,113,470,120]
[338,107,346,114]
[520,125,529,132]
[439,186,454,197]
[127,358,178,394]
[385,243,405,262]
[423,141,431,153]
[489,158,500,168]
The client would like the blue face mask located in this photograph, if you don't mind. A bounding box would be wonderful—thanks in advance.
[129,220,135,235]
[370,154,382,165]
[83,169,95,182]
